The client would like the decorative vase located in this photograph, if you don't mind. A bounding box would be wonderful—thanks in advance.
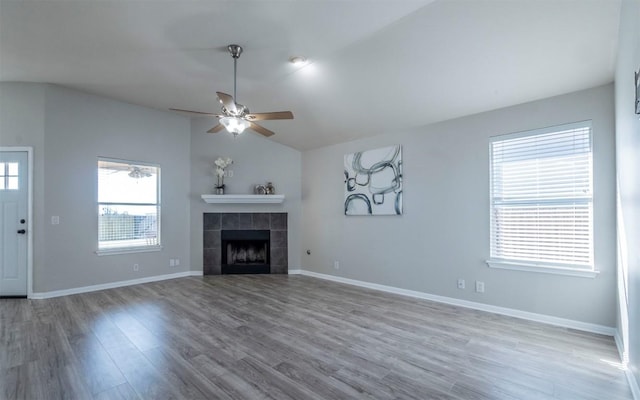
[215,174,225,195]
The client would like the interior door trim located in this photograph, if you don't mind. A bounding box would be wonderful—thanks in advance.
[0,147,33,297]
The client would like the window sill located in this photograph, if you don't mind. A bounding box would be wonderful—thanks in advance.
[96,245,163,256]
[486,259,599,278]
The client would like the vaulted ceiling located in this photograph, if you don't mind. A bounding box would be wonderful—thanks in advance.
[0,0,621,150]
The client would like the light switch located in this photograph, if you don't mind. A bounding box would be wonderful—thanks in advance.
[51,216,60,225]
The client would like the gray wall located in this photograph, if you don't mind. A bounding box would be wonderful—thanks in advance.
[189,117,302,273]
[615,0,640,387]
[301,84,617,327]
[1,83,192,292]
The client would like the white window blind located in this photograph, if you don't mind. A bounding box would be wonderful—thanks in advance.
[489,122,593,270]
[98,158,160,252]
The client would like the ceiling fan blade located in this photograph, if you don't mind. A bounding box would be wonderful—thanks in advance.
[216,92,237,115]
[249,122,275,137]
[169,108,218,116]
[207,124,225,133]
[245,111,294,121]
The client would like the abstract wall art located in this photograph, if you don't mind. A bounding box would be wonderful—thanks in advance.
[344,145,403,215]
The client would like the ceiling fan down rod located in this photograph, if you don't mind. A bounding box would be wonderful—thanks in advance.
[228,44,243,103]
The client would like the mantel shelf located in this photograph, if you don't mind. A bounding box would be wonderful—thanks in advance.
[201,194,285,204]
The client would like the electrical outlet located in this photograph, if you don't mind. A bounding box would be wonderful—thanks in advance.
[457,278,465,289]
[51,216,60,225]
[175,259,180,266]
[334,261,340,270]
[169,259,175,267]
[133,263,139,271]
[476,281,485,293]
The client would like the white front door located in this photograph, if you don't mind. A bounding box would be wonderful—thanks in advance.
[0,151,28,296]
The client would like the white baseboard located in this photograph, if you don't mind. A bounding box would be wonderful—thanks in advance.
[613,330,639,400]
[30,270,203,299]
[628,370,640,400]
[293,269,615,337]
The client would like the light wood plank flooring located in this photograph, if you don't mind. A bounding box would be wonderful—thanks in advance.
[0,275,632,400]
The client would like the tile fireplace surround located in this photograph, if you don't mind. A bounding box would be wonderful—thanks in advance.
[203,212,288,275]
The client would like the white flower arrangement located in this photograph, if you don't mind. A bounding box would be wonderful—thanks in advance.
[214,157,233,170]
[214,157,233,188]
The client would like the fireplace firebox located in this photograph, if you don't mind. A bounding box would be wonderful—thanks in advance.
[203,212,287,275]
[221,230,270,274]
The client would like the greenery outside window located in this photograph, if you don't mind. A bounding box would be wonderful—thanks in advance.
[97,158,161,254]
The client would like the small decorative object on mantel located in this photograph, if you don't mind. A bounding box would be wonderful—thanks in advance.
[265,182,276,194]
[214,157,233,194]
[254,184,266,195]
[254,182,276,195]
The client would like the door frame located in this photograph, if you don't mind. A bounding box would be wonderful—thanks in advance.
[0,146,33,297]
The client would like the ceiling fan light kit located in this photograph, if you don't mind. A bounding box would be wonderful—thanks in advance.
[170,43,294,138]
[220,116,250,134]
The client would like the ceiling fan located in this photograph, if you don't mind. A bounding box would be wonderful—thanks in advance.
[171,44,294,137]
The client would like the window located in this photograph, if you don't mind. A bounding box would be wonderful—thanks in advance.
[0,162,19,190]
[487,121,595,276]
[97,158,160,253]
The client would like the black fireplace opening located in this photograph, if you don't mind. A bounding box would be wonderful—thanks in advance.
[221,230,270,274]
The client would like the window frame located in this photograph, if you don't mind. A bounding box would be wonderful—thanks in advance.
[96,157,162,255]
[486,121,598,278]
[0,161,20,190]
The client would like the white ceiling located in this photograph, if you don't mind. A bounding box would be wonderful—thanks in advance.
[0,0,621,150]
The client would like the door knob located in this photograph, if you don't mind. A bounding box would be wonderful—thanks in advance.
[17,229,26,234]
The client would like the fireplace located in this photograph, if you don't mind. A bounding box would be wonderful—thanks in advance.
[221,230,270,274]
[203,212,288,275]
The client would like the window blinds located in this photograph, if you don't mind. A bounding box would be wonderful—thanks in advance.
[489,122,593,268]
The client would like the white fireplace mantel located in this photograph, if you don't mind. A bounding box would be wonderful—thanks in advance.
[201,194,285,204]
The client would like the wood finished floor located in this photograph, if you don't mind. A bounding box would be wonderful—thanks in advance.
[0,275,632,400]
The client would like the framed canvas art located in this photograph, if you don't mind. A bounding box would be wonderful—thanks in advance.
[344,145,402,215]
